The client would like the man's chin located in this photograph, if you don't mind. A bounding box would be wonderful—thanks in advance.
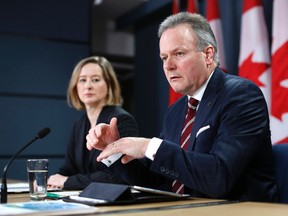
[171,87,183,94]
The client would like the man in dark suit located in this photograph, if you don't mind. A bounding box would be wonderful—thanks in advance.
[86,12,279,202]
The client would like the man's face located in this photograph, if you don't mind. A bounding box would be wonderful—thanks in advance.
[159,24,212,96]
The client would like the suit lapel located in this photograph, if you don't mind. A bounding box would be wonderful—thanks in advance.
[87,107,109,166]
[79,116,94,172]
[189,68,225,150]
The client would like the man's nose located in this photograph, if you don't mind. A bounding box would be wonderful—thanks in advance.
[164,57,176,71]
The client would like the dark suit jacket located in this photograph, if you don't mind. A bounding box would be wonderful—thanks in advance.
[149,68,278,202]
[57,105,139,190]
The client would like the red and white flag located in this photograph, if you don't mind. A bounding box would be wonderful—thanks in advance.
[271,0,288,144]
[172,0,180,14]
[187,0,198,13]
[168,0,182,105]
[206,0,227,72]
[238,0,271,112]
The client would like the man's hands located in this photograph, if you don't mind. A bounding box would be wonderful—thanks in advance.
[86,117,120,151]
[97,137,151,164]
[86,117,151,164]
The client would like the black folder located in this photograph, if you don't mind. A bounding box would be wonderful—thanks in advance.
[62,182,191,206]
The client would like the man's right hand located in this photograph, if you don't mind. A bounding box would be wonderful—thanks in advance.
[86,117,120,151]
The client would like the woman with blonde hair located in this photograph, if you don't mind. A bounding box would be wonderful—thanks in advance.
[48,56,138,189]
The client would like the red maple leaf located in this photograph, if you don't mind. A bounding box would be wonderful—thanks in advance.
[271,41,288,121]
[239,53,270,87]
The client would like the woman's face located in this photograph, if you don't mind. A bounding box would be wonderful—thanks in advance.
[77,62,108,108]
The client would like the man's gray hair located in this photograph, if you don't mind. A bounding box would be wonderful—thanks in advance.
[158,12,220,66]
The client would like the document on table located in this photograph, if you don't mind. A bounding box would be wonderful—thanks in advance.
[0,183,61,193]
[0,183,30,193]
[0,200,98,215]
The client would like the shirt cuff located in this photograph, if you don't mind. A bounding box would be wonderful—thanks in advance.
[101,153,123,167]
[145,137,162,160]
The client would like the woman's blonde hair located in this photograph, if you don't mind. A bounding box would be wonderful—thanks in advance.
[67,56,123,110]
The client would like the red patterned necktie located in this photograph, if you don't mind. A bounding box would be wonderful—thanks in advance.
[172,97,198,194]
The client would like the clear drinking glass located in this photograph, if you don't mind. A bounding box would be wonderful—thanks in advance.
[27,159,48,201]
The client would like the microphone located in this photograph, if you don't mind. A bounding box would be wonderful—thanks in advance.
[1,127,51,203]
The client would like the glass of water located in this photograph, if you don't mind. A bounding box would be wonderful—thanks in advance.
[27,159,48,201]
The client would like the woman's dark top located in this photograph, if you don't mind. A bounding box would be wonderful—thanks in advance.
[57,105,139,189]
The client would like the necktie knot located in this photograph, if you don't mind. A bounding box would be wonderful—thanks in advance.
[188,97,199,110]
[188,98,198,110]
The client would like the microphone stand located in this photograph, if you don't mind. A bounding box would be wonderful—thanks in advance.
[1,128,50,203]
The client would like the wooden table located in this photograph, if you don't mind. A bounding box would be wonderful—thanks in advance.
[6,192,288,216]
[97,201,288,216]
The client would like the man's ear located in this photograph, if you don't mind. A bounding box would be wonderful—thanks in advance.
[204,46,214,65]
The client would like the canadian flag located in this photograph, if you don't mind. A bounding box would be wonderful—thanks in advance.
[238,0,271,117]
[172,0,180,14]
[187,0,198,12]
[271,0,288,144]
[206,0,227,72]
[169,0,199,105]
[168,0,182,105]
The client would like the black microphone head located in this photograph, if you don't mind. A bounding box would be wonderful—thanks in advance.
[36,127,51,139]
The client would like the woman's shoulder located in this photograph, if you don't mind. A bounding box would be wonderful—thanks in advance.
[98,105,135,124]
[102,105,131,116]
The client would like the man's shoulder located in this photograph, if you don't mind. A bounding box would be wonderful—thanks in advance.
[216,69,259,90]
